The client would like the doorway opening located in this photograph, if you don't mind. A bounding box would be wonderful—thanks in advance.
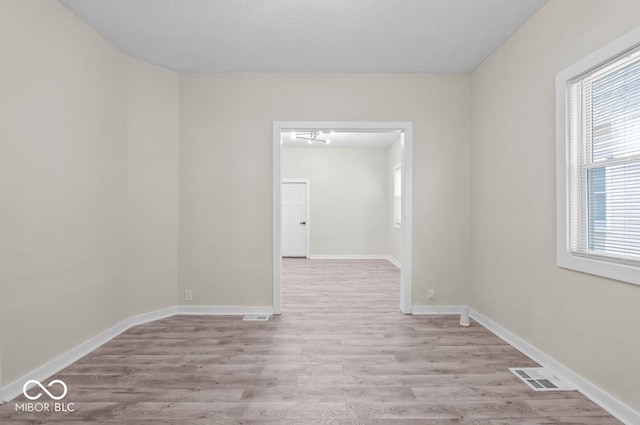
[273,122,413,314]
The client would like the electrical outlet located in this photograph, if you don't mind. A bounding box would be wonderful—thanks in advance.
[184,289,193,301]
[427,289,435,300]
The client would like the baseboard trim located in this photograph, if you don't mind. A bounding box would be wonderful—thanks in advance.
[385,255,402,268]
[469,308,639,425]
[412,305,464,315]
[129,306,178,326]
[2,319,131,402]
[177,305,274,315]
[0,304,273,402]
[307,255,402,269]
[308,254,389,260]
[1,305,177,402]
[4,303,636,424]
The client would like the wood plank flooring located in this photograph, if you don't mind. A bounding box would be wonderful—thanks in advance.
[0,259,621,424]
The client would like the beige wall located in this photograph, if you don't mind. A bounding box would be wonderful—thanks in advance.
[469,0,640,412]
[282,147,388,256]
[386,138,403,264]
[178,73,470,307]
[0,0,129,385]
[125,57,179,316]
[0,1,180,387]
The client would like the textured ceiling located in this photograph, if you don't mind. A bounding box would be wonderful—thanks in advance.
[58,0,547,74]
[283,132,400,149]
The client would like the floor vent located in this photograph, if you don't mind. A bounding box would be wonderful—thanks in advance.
[242,315,269,321]
[509,367,575,392]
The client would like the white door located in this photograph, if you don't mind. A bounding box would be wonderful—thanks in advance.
[282,181,308,257]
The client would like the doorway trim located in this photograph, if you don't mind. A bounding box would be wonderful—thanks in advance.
[281,179,311,258]
[273,121,413,314]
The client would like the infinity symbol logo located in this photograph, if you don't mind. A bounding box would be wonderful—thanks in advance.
[23,379,68,401]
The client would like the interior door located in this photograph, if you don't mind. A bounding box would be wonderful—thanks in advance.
[282,181,308,257]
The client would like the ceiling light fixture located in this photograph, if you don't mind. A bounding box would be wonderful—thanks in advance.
[295,131,330,144]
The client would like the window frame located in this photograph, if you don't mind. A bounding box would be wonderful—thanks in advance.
[556,26,640,286]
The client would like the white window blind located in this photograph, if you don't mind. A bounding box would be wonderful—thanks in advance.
[567,45,640,265]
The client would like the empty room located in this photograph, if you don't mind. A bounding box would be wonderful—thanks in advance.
[1,1,639,424]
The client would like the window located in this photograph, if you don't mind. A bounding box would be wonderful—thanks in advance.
[394,164,401,229]
[556,27,640,285]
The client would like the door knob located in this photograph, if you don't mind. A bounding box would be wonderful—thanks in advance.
[300,221,306,225]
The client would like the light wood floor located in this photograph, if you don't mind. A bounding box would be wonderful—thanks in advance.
[1,259,620,424]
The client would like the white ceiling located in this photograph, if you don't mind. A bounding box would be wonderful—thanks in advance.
[58,0,547,74]
[282,132,400,149]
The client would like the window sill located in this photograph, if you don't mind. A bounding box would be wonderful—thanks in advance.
[557,251,640,286]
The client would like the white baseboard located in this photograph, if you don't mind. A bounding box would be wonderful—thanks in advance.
[2,318,131,402]
[177,305,273,315]
[307,255,402,269]
[469,308,639,425]
[412,305,464,315]
[308,254,390,260]
[385,255,402,268]
[0,304,272,402]
[1,305,176,402]
[4,302,636,424]
[129,306,178,326]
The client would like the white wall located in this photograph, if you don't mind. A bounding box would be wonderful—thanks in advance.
[0,0,128,386]
[469,0,640,412]
[386,138,403,264]
[125,57,179,316]
[0,0,180,388]
[178,73,470,307]
[282,147,388,256]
